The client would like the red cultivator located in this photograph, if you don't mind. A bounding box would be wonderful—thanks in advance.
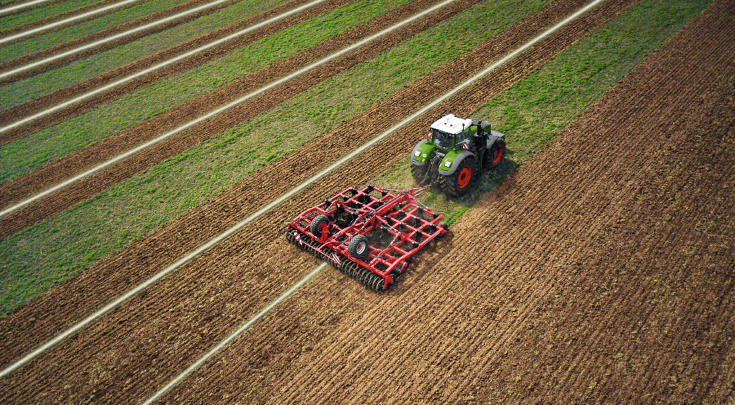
[286,185,448,291]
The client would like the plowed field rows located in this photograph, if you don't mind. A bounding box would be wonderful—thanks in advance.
[0,0,481,238]
[1,0,732,402]
[154,0,733,402]
[0,0,643,401]
[0,0,333,137]
[0,0,239,80]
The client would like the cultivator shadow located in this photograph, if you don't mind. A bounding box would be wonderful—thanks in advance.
[286,185,448,291]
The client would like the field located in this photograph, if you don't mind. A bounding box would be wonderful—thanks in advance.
[0,0,733,402]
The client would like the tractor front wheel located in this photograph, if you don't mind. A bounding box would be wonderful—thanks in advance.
[441,156,475,196]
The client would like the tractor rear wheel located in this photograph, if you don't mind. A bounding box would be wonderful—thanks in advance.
[348,234,370,261]
[485,139,505,168]
[441,156,475,196]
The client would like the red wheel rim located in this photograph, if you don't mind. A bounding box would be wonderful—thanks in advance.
[492,145,503,164]
[457,166,472,188]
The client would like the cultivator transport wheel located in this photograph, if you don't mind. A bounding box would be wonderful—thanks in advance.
[286,185,448,291]
[310,215,329,236]
[485,139,506,169]
[441,156,475,196]
[348,235,369,260]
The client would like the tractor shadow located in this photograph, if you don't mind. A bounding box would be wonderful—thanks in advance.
[386,150,520,296]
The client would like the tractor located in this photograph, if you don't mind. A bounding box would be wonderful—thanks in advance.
[410,114,505,195]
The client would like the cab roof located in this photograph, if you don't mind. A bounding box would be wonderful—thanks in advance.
[430,114,472,135]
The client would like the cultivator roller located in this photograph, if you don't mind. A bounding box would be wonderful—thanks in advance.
[286,185,448,291]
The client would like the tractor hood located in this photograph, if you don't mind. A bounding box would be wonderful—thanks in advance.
[411,140,435,165]
[438,149,474,175]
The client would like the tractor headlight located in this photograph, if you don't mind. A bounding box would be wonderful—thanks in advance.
[414,150,420,157]
[444,160,451,167]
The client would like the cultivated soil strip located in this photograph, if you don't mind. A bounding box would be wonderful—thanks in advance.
[0,0,50,17]
[0,0,140,46]
[0,0,241,76]
[0,0,640,402]
[152,0,734,402]
[0,0,326,133]
[0,0,475,237]
[0,0,128,31]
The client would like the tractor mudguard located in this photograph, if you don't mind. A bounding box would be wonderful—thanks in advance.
[488,129,505,144]
[439,149,475,176]
[410,139,435,166]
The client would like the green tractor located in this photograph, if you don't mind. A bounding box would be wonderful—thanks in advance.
[410,114,505,195]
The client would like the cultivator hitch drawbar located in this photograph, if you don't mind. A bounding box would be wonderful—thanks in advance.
[286,185,448,291]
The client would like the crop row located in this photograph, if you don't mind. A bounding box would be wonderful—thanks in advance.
[0,0,287,109]
[0,0,409,181]
[0,0,552,314]
[0,0,712,318]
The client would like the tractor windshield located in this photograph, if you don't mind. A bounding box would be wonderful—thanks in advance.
[432,128,454,150]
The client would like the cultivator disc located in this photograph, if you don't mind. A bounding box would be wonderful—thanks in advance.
[286,185,448,291]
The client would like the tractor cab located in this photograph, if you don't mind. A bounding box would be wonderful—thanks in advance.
[410,113,505,196]
[429,114,474,151]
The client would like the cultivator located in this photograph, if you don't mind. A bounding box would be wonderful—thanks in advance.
[286,185,448,291]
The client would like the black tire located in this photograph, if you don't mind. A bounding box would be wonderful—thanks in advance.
[309,215,329,236]
[348,234,370,260]
[440,156,475,196]
[485,139,505,169]
[410,163,428,184]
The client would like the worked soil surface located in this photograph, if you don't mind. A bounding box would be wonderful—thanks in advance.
[155,0,734,402]
[0,0,642,402]
[2,0,732,403]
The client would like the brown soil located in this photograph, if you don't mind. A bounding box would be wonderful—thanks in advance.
[0,0,240,78]
[0,0,490,238]
[0,0,645,403]
[0,0,345,137]
[152,1,733,403]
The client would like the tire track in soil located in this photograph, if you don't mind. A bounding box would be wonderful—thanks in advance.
[0,0,638,402]
[0,0,479,237]
[0,0,135,35]
[148,1,734,402]
[0,0,240,75]
[0,0,339,138]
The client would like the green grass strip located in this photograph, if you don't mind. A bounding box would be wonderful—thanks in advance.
[371,0,713,227]
[0,0,195,64]
[0,0,287,108]
[0,0,409,182]
[0,0,107,32]
[0,0,551,316]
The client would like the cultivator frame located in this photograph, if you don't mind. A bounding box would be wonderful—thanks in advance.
[286,185,448,291]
